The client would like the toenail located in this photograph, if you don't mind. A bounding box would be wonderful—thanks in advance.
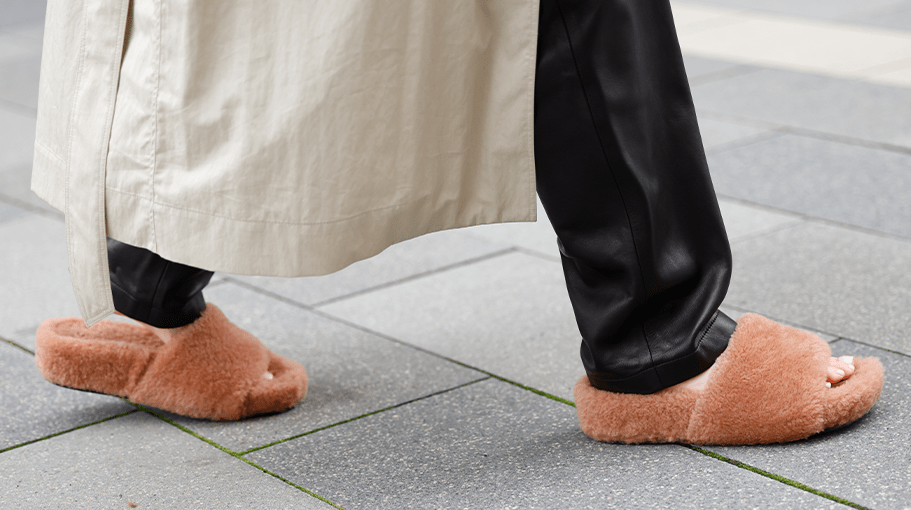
[262,372,274,380]
[834,369,844,377]
[826,382,832,388]
[839,356,854,365]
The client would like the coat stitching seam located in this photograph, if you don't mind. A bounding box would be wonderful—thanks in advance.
[105,186,427,227]
[149,0,162,252]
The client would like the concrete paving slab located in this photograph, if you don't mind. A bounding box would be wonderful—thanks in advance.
[691,68,911,148]
[320,252,584,402]
[249,379,839,510]
[726,222,911,354]
[682,55,744,80]
[0,108,35,168]
[460,197,559,258]
[0,199,29,225]
[0,162,61,216]
[718,305,840,343]
[0,30,41,67]
[0,411,333,509]
[698,117,774,152]
[0,1,47,29]
[0,56,39,109]
[708,341,911,510]
[0,215,80,340]
[677,0,906,22]
[847,1,911,32]
[0,19,44,44]
[162,283,483,452]
[234,228,506,306]
[675,3,911,86]
[709,133,911,238]
[718,199,804,242]
[0,342,134,451]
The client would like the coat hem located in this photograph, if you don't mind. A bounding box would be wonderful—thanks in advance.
[105,185,535,278]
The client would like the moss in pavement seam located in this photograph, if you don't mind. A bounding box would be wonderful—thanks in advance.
[485,374,576,407]
[0,410,138,454]
[137,405,348,510]
[688,446,871,510]
[2,338,34,355]
[241,376,491,455]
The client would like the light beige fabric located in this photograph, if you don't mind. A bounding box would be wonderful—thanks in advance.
[32,0,540,325]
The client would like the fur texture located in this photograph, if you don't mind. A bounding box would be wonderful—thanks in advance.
[35,305,307,421]
[575,314,884,445]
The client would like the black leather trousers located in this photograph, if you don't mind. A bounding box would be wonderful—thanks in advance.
[106,0,736,394]
[534,0,736,394]
[107,238,213,329]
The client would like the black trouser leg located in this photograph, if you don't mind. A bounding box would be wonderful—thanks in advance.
[535,0,736,394]
[107,238,214,328]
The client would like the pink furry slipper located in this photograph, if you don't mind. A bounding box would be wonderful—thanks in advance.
[35,304,307,421]
[574,314,884,445]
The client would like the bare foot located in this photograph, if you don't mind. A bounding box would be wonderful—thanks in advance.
[673,355,856,392]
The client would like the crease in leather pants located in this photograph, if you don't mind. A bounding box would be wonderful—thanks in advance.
[105,0,736,394]
[535,0,736,394]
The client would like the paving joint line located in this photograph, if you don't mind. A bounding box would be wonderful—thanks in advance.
[727,218,809,246]
[134,404,348,510]
[721,303,911,358]
[704,130,785,155]
[308,247,518,307]
[715,193,911,244]
[2,337,34,355]
[696,109,911,156]
[687,446,872,509]
[221,248,517,311]
[239,376,492,456]
[720,302,843,340]
[688,64,761,87]
[720,304,911,357]
[484,373,575,407]
[218,278,510,381]
[306,306,577,405]
[0,410,138,455]
[0,98,37,118]
[829,337,911,358]
[513,245,561,263]
[774,124,911,156]
[0,192,65,222]
[171,278,578,414]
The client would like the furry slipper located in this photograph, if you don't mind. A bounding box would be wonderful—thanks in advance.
[574,314,884,445]
[35,304,307,421]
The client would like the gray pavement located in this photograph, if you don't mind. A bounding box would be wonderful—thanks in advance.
[2,1,909,508]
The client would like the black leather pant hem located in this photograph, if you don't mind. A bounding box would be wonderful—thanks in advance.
[586,311,736,394]
[108,238,213,329]
[110,277,206,329]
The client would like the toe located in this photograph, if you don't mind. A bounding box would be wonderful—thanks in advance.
[838,356,856,376]
[827,364,846,383]
[827,356,856,384]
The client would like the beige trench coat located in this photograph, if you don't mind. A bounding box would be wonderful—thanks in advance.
[31,0,539,325]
